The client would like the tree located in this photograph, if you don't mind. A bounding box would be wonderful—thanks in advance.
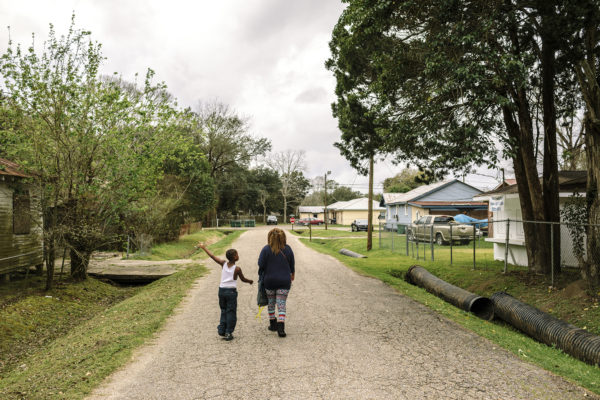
[192,101,271,219]
[569,0,600,288]
[265,150,307,222]
[383,168,428,193]
[0,18,191,285]
[326,0,577,272]
[327,16,392,250]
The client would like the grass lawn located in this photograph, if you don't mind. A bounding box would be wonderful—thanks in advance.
[0,230,242,400]
[290,228,368,238]
[300,236,600,395]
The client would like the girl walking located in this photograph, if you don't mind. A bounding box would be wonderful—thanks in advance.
[258,228,295,337]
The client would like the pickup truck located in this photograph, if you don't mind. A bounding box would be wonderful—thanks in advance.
[407,215,474,245]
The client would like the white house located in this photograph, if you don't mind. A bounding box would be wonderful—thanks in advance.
[474,171,587,267]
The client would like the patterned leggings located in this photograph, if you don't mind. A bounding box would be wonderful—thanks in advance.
[265,288,290,322]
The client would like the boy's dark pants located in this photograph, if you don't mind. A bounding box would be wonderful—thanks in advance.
[218,288,237,335]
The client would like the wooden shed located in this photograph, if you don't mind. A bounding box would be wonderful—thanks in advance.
[0,158,43,278]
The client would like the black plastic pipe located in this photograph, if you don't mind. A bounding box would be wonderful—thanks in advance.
[491,292,600,366]
[405,265,494,320]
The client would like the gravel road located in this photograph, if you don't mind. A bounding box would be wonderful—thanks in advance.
[88,226,595,399]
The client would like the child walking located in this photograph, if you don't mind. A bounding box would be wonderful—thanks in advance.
[196,242,253,341]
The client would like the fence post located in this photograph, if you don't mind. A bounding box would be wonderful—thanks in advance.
[450,224,453,265]
[309,223,312,242]
[504,219,510,274]
[551,223,554,287]
[392,225,395,252]
[416,227,419,260]
[430,224,434,261]
[379,223,381,248]
[406,225,409,256]
[127,235,130,259]
[472,222,476,270]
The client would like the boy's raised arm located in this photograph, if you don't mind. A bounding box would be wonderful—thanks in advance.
[196,242,226,266]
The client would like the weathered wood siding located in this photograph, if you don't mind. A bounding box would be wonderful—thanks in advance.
[0,180,44,274]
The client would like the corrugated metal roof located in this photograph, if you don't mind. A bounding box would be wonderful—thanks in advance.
[298,206,325,213]
[0,158,30,178]
[329,197,385,211]
[382,180,460,205]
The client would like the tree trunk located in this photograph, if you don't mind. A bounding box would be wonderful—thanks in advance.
[576,48,600,289]
[503,105,550,274]
[70,248,89,281]
[584,118,600,288]
[45,236,55,291]
[283,196,288,224]
[540,4,561,276]
[367,154,374,251]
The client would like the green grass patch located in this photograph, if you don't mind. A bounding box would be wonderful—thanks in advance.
[0,229,243,399]
[132,229,244,261]
[0,264,207,400]
[290,228,368,238]
[301,237,600,394]
[0,276,138,375]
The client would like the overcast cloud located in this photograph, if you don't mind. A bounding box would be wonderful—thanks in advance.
[0,1,501,192]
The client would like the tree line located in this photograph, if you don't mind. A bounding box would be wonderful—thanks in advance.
[327,0,600,289]
[0,18,308,289]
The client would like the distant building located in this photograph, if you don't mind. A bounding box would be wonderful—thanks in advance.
[298,206,325,220]
[326,198,385,225]
[0,159,44,279]
[380,180,486,230]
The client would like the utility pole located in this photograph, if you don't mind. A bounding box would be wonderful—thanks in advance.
[324,171,331,230]
[367,154,374,251]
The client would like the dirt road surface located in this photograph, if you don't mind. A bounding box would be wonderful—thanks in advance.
[88,227,594,399]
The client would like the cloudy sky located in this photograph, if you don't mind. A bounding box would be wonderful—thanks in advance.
[0,0,502,192]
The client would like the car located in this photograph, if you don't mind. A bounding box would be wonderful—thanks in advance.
[351,219,369,232]
[407,215,475,245]
[297,217,323,226]
[266,215,278,225]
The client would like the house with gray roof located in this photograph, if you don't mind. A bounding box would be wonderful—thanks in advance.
[380,179,485,231]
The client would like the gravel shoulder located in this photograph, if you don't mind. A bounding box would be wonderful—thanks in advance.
[88,227,595,399]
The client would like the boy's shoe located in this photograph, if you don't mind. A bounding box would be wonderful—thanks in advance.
[224,333,234,341]
[218,332,225,337]
[268,319,277,331]
[277,322,286,338]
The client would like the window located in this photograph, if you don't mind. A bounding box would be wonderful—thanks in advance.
[434,216,453,224]
[424,216,432,224]
[404,204,408,216]
[13,189,31,235]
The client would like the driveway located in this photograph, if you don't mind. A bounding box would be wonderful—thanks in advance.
[88,226,594,399]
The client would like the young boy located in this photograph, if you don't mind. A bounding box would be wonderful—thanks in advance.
[196,242,253,341]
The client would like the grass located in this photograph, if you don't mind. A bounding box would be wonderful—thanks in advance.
[289,228,368,238]
[0,229,243,400]
[300,236,600,395]
[131,229,244,261]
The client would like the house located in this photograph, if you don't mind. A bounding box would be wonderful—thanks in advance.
[325,198,385,225]
[474,171,587,267]
[380,180,486,231]
[298,206,325,220]
[0,159,44,280]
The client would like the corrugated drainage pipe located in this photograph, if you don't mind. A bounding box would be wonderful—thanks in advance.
[491,292,600,366]
[339,248,367,258]
[406,265,494,320]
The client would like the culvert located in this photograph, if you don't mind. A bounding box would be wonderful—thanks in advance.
[491,291,600,366]
[405,265,494,320]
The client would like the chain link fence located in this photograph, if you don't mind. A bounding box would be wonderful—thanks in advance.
[379,219,600,285]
